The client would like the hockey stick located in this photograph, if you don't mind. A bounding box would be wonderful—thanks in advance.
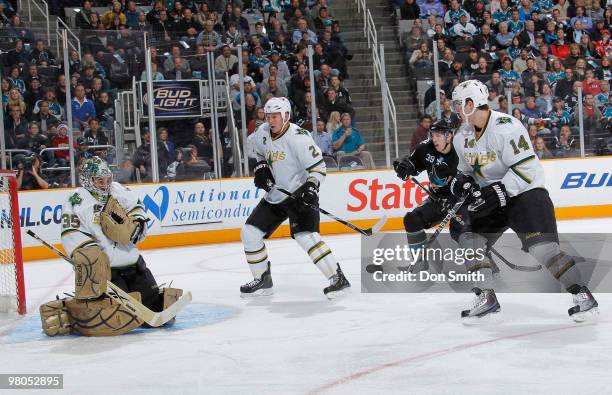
[410,177,465,226]
[489,246,542,272]
[26,229,192,327]
[426,195,467,246]
[274,187,387,236]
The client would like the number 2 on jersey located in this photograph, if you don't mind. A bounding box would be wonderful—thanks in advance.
[509,135,530,155]
[308,145,319,158]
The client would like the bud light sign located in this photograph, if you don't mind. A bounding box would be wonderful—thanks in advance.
[141,80,202,118]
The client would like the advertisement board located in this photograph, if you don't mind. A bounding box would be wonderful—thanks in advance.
[16,157,612,260]
[140,80,202,118]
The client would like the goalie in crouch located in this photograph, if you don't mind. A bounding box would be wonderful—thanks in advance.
[40,156,183,337]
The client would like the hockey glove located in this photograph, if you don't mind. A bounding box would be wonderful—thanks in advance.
[130,217,147,244]
[450,173,476,197]
[434,196,453,213]
[467,182,507,218]
[254,160,275,191]
[296,179,319,207]
[393,156,417,181]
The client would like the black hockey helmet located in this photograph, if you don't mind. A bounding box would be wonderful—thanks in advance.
[429,118,458,137]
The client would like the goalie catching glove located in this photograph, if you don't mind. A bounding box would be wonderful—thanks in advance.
[100,196,147,245]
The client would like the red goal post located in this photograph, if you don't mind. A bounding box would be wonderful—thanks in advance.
[0,171,26,315]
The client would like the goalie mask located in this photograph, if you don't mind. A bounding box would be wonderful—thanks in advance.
[79,156,113,201]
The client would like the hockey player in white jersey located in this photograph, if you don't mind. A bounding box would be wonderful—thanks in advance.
[39,157,183,336]
[450,80,598,323]
[240,97,350,299]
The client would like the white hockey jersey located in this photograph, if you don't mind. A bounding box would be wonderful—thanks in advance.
[453,110,545,197]
[61,182,148,268]
[252,122,326,204]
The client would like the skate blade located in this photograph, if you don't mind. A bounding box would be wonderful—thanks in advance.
[326,286,351,300]
[571,307,600,323]
[240,288,274,298]
[461,309,502,326]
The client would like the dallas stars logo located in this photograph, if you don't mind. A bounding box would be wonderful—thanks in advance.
[69,193,83,207]
[471,156,485,178]
[496,117,512,125]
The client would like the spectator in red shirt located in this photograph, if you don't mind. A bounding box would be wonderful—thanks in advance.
[582,70,601,96]
[595,29,612,58]
[51,123,76,167]
[550,28,570,59]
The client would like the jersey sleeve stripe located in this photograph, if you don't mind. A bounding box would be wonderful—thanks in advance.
[306,159,324,171]
[509,155,535,184]
[127,206,145,215]
[509,155,535,169]
[309,170,326,176]
[71,239,98,253]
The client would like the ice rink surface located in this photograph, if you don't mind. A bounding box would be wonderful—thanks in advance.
[1,218,612,395]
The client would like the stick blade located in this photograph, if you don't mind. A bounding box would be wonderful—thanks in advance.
[370,215,388,235]
[149,291,193,327]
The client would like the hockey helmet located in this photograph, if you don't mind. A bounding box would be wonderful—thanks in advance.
[264,97,292,126]
[452,80,489,118]
[429,118,458,137]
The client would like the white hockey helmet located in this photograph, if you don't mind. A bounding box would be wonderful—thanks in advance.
[264,97,292,126]
[452,80,489,119]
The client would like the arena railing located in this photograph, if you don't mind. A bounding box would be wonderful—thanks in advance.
[355,0,398,166]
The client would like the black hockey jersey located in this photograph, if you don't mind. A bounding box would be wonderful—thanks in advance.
[409,139,459,197]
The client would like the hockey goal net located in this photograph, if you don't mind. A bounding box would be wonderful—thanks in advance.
[0,171,25,315]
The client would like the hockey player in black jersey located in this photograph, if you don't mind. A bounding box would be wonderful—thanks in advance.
[392,119,463,272]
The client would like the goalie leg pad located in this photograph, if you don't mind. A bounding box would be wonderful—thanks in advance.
[64,293,144,336]
[40,299,73,337]
[100,196,140,245]
[73,246,111,300]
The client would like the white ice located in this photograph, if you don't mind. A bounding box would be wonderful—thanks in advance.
[1,218,612,395]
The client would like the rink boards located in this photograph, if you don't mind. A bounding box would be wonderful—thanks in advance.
[15,156,612,261]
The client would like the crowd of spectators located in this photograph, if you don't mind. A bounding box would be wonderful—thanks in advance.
[0,0,362,187]
[399,0,612,157]
[1,0,373,189]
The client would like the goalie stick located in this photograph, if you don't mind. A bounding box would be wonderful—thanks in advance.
[274,186,387,236]
[27,229,192,327]
[410,179,542,272]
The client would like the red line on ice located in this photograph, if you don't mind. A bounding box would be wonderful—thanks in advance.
[307,319,610,394]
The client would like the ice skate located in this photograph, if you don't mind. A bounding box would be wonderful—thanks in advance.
[568,286,599,323]
[461,287,501,323]
[324,264,351,299]
[240,263,273,298]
